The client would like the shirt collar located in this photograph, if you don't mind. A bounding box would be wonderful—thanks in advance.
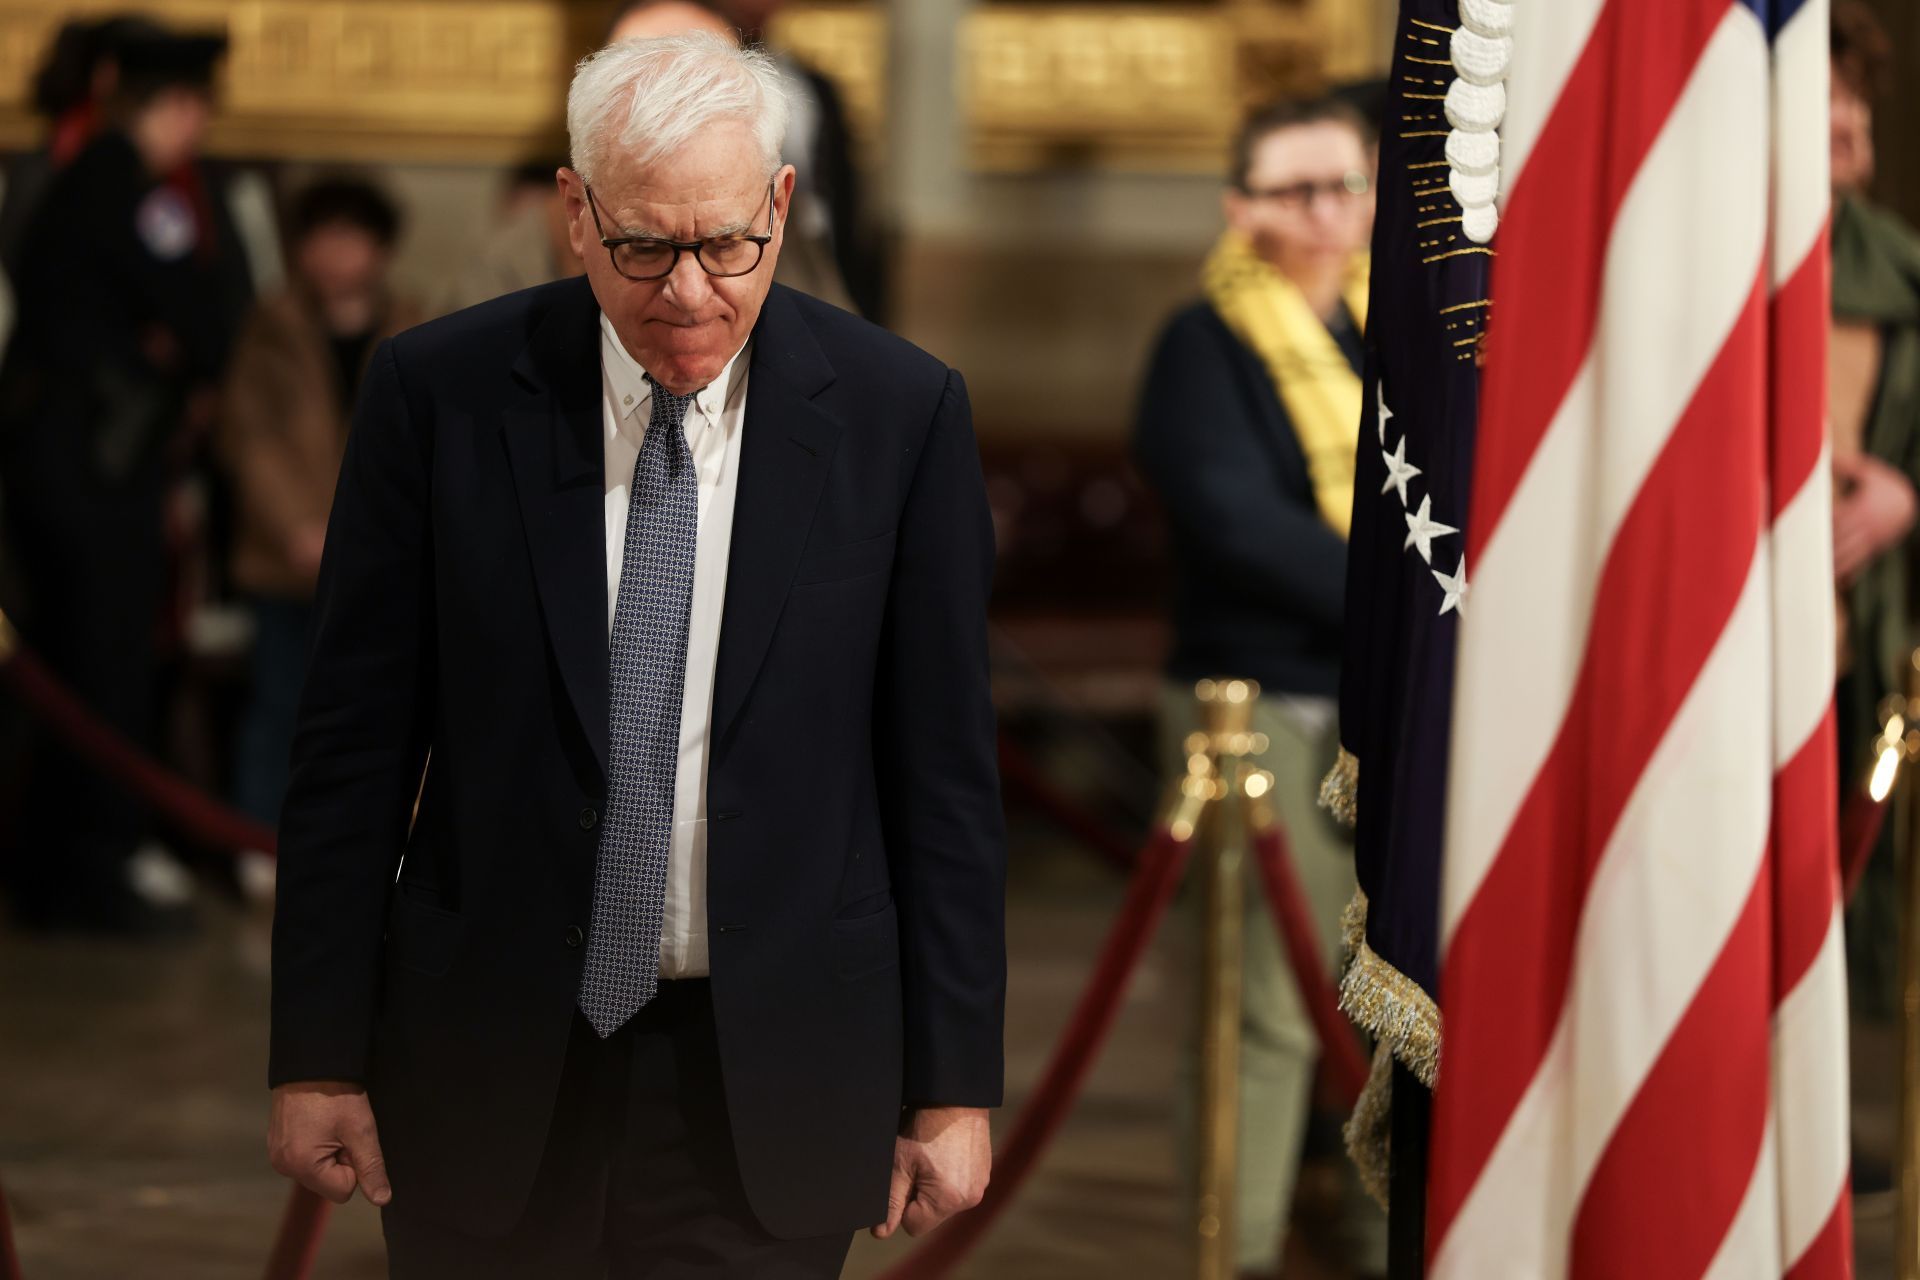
[599,312,749,424]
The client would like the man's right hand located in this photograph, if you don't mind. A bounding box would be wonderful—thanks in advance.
[267,1081,392,1207]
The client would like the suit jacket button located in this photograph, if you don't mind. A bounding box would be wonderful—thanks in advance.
[578,807,598,830]
[565,925,584,948]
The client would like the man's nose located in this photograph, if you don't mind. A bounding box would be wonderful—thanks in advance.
[661,250,713,311]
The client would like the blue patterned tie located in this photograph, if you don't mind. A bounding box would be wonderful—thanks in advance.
[578,376,699,1037]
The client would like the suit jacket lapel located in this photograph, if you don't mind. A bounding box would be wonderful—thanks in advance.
[712,287,842,749]
[503,278,611,777]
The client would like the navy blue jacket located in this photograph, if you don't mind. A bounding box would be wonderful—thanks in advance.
[1133,300,1354,697]
[268,277,1007,1239]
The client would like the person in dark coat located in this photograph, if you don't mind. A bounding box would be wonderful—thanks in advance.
[265,35,1003,1276]
[0,26,244,934]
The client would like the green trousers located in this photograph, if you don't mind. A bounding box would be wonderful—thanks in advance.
[1160,684,1384,1273]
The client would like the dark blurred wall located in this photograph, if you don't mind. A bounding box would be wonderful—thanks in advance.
[1863,0,1920,226]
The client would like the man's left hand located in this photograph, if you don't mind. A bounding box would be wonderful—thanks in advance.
[871,1106,991,1240]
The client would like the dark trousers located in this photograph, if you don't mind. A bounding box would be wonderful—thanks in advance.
[3,506,164,923]
[382,981,854,1279]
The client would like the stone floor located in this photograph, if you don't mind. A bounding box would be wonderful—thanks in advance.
[0,838,1902,1278]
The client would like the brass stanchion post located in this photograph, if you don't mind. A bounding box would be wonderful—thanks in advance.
[1192,678,1264,1280]
[1900,654,1920,1280]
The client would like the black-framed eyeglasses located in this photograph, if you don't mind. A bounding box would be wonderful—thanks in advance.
[584,181,776,282]
[1237,170,1371,210]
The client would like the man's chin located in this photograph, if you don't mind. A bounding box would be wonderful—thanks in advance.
[647,352,726,395]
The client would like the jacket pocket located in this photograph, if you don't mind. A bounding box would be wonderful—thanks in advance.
[829,899,899,981]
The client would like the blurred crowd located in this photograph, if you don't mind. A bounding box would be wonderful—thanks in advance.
[0,0,881,937]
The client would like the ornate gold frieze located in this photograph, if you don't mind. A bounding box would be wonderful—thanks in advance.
[0,0,577,162]
[0,1,1380,169]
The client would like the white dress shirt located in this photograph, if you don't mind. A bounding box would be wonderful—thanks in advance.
[599,313,749,979]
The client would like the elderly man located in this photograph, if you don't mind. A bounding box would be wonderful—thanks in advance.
[266,34,1004,1278]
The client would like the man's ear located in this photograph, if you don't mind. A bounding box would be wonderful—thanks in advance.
[556,167,591,259]
[772,164,798,238]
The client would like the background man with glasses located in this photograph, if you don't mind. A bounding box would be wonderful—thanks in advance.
[1133,96,1385,1279]
[266,33,1005,1277]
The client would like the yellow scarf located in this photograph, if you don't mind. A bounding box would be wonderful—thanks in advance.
[1202,232,1369,536]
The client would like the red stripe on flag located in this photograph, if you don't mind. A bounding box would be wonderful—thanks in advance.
[1568,863,1772,1280]
[1768,231,1831,517]
[1469,0,1735,563]
[1771,704,1838,1000]
[1784,1188,1854,1280]
[1430,275,1770,1245]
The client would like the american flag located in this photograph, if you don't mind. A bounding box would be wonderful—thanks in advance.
[1431,0,1853,1275]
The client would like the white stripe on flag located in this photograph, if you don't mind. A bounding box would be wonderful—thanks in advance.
[1771,0,1830,283]
[1774,913,1851,1266]
[1771,444,1836,762]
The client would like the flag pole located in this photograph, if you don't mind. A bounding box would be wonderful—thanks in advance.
[1900,649,1920,1280]
[1192,678,1259,1280]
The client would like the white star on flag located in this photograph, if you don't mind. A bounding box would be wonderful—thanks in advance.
[1403,495,1457,564]
[1432,556,1468,616]
[1376,383,1394,445]
[1381,435,1422,505]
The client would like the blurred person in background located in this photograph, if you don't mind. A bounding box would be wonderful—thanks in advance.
[608,0,860,316]
[219,178,418,833]
[0,25,245,935]
[429,157,582,317]
[714,0,880,320]
[1828,2,1920,1025]
[0,14,154,274]
[1134,97,1383,1279]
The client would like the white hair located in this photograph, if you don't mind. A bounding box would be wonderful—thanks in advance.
[566,32,790,186]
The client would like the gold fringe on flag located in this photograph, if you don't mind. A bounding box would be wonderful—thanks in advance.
[1337,889,1440,1087]
[1319,746,1360,828]
[1343,1040,1397,1209]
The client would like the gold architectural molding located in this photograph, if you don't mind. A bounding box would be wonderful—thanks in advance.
[0,1,1381,169]
[0,0,586,162]
[780,1,1378,174]
[964,6,1240,172]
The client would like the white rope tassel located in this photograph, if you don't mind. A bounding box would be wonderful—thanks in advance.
[1447,1,1513,244]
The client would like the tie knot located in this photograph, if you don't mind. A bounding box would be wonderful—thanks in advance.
[644,375,699,428]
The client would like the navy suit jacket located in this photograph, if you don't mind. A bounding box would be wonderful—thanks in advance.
[268,277,1007,1239]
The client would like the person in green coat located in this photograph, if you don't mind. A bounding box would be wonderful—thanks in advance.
[1831,2,1920,1015]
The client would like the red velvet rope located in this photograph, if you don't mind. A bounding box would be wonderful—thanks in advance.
[0,641,276,856]
[1246,822,1371,1110]
[261,1187,332,1280]
[874,821,1198,1280]
[0,1173,21,1280]
[996,735,1140,871]
[1839,785,1888,904]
